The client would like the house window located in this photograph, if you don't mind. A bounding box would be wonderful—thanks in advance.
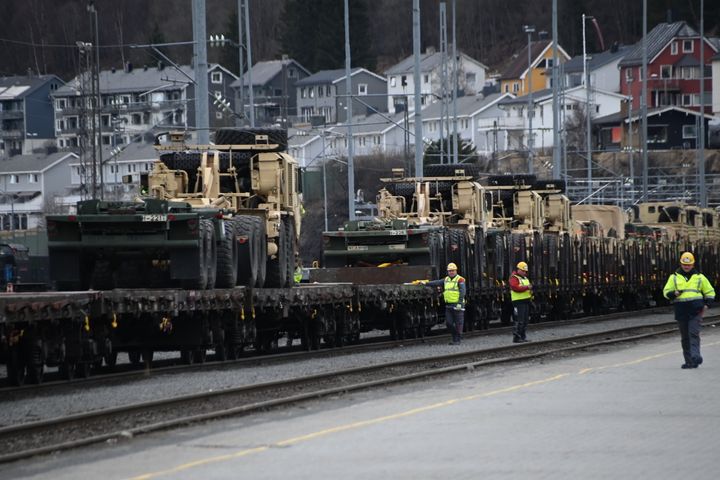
[423,74,429,84]
[671,41,678,55]
[660,65,672,79]
[9,174,18,184]
[288,68,295,78]
[318,87,324,98]
[647,126,668,143]
[625,69,633,83]
[683,40,693,53]
[358,84,368,95]
[121,95,131,104]
[309,87,314,98]
[326,85,332,96]
[301,87,306,99]
[681,66,698,80]
[57,99,66,109]
[682,125,697,139]
[466,73,476,86]
[390,76,396,87]
[211,71,222,84]
[504,84,509,93]
[512,83,519,93]
[28,174,38,183]
[401,75,407,87]
[131,113,142,125]
[373,136,380,145]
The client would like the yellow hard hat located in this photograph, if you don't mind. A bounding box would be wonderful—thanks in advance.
[680,252,695,265]
[447,263,458,271]
[517,261,529,271]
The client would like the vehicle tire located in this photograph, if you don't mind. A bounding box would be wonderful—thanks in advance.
[235,216,259,288]
[215,220,239,288]
[214,127,288,152]
[252,217,268,288]
[265,219,288,288]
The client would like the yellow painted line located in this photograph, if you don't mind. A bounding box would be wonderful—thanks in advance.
[126,338,720,480]
[126,374,567,480]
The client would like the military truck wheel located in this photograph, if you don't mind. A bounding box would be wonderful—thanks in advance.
[252,217,267,288]
[215,221,239,288]
[423,163,480,178]
[265,219,289,288]
[235,216,259,288]
[214,127,288,151]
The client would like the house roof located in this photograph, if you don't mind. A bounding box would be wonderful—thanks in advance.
[294,68,385,86]
[674,54,700,67]
[331,112,408,136]
[420,93,509,120]
[499,40,570,80]
[595,106,716,125]
[230,59,310,88]
[618,22,697,67]
[499,85,624,108]
[54,64,215,96]
[0,75,63,100]
[384,50,488,76]
[562,46,632,74]
[0,152,78,173]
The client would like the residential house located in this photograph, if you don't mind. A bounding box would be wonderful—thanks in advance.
[52,63,237,150]
[0,151,77,230]
[327,112,409,157]
[496,85,625,152]
[418,93,513,156]
[618,21,717,112]
[294,68,387,125]
[595,106,714,151]
[0,74,64,158]
[499,40,570,96]
[384,47,489,114]
[562,45,632,93]
[207,64,240,127]
[231,59,310,126]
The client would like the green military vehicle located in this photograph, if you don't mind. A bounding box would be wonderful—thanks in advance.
[47,128,301,290]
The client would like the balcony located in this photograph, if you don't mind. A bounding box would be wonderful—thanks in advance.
[476,117,526,130]
[0,129,23,139]
[648,77,681,91]
[0,110,24,120]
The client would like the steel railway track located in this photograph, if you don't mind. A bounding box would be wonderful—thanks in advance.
[1,314,711,465]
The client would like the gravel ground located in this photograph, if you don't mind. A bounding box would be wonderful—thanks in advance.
[0,311,688,427]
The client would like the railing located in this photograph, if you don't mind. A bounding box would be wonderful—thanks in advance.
[0,110,24,120]
[0,130,23,139]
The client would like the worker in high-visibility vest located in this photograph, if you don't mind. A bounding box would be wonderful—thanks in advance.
[663,252,715,369]
[418,263,466,345]
[509,261,533,343]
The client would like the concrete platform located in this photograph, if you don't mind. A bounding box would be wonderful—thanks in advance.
[4,327,720,480]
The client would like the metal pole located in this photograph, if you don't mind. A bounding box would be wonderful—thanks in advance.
[451,0,459,164]
[413,0,423,178]
[439,2,447,165]
[322,131,328,231]
[191,0,209,144]
[583,14,592,203]
[551,0,560,177]
[628,97,634,202]
[344,0,355,220]
[92,6,104,200]
[243,0,254,127]
[525,26,534,174]
[641,0,648,201]
[237,0,244,126]
[698,0,706,207]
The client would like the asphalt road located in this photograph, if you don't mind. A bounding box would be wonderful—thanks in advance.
[4,326,719,480]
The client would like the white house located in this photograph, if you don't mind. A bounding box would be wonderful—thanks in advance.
[494,85,626,151]
[385,48,488,115]
[562,45,632,93]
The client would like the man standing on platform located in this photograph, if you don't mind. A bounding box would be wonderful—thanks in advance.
[663,252,714,369]
[509,261,533,343]
[420,263,466,345]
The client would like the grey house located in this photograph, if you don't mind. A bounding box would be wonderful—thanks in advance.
[295,68,387,125]
[231,59,310,126]
[0,74,64,158]
[0,151,77,230]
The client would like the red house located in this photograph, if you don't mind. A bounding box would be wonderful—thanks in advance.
[618,21,718,114]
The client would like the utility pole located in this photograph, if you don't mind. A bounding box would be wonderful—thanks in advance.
[698,0,706,207]
[237,0,244,125]
[244,0,254,127]
[451,0,459,164]
[583,14,593,203]
[439,2,447,165]
[551,0,561,178]
[413,0,423,179]
[344,0,355,220]
[191,0,209,144]
[524,25,535,174]
[641,0,648,201]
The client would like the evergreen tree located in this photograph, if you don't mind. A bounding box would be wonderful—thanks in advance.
[422,134,478,167]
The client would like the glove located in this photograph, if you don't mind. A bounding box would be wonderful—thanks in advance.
[411,279,428,285]
[454,303,463,311]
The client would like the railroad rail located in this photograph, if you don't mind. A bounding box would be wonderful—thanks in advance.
[1,316,711,464]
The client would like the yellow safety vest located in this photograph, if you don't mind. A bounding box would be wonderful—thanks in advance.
[293,267,303,284]
[663,272,715,303]
[510,274,533,302]
[443,275,464,304]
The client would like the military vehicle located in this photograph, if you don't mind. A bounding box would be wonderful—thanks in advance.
[47,128,301,290]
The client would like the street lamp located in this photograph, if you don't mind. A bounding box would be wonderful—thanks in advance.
[523,24,535,174]
[582,14,594,202]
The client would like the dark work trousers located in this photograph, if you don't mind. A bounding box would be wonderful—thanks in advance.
[512,301,530,341]
[445,306,465,343]
[677,314,703,365]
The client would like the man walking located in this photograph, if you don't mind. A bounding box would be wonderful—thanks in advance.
[663,252,715,369]
[422,263,466,344]
[509,261,533,343]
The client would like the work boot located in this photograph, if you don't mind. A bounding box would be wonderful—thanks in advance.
[681,363,696,369]
[513,337,522,344]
